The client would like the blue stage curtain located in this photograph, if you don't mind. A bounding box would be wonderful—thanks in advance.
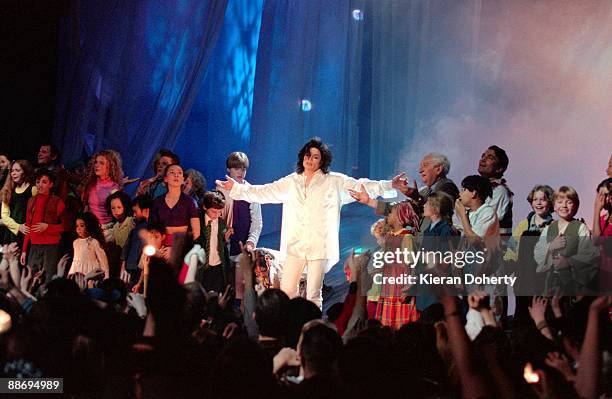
[248,0,367,233]
[52,0,228,180]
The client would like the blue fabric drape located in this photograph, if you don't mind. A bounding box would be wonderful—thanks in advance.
[174,0,264,188]
[248,0,366,233]
[52,0,228,180]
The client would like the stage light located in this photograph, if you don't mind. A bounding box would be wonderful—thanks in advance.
[523,363,539,384]
[300,99,312,112]
[352,9,363,21]
[0,310,11,334]
[143,245,156,257]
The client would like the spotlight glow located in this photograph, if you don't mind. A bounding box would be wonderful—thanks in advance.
[300,99,312,112]
[143,245,156,257]
[352,9,363,21]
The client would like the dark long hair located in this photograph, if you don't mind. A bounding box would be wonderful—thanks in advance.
[295,137,332,174]
[76,212,105,246]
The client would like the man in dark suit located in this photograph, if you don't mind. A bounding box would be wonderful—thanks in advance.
[375,153,459,231]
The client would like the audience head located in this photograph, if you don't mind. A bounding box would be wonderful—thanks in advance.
[527,185,554,218]
[596,178,612,212]
[132,194,153,221]
[607,154,612,178]
[286,297,322,348]
[254,288,290,339]
[388,200,420,230]
[33,168,56,195]
[424,192,454,223]
[0,153,10,171]
[153,149,180,177]
[460,175,493,207]
[478,145,509,179]
[85,149,124,185]
[210,338,276,398]
[370,218,386,246]
[183,169,206,201]
[145,221,167,249]
[299,324,342,377]
[37,144,60,166]
[105,191,132,222]
[75,212,104,243]
[419,153,450,187]
[162,164,184,190]
[202,190,225,219]
[1,160,34,204]
[553,186,580,219]
[226,152,249,183]
[296,137,332,175]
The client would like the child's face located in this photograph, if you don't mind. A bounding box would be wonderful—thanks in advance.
[423,200,440,219]
[206,207,223,220]
[164,165,184,188]
[387,207,401,228]
[149,230,164,249]
[554,195,576,220]
[76,219,88,238]
[110,198,125,220]
[36,175,53,195]
[94,155,110,179]
[228,167,247,183]
[598,186,612,212]
[132,204,149,221]
[459,187,475,208]
[531,190,550,218]
[10,163,24,184]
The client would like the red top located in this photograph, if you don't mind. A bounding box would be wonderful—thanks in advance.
[22,194,66,254]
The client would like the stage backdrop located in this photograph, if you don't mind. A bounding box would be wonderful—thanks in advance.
[54,0,611,233]
[52,0,228,180]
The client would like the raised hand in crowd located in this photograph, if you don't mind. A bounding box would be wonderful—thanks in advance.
[56,254,71,278]
[239,241,254,289]
[222,322,238,340]
[70,272,87,291]
[575,296,612,399]
[272,347,300,375]
[544,352,575,383]
[551,294,563,319]
[19,266,33,293]
[468,290,497,327]
[126,292,147,319]
[119,267,130,285]
[217,284,233,310]
[528,296,553,340]
[4,242,22,286]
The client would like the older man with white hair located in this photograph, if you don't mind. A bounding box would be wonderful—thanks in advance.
[375,152,459,231]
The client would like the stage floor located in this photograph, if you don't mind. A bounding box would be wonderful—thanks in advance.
[256,202,381,313]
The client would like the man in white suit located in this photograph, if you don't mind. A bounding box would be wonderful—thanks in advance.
[217,137,403,308]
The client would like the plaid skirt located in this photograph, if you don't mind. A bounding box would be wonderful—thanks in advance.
[375,296,419,329]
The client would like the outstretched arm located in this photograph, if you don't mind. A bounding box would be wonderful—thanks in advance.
[217,175,290,204]
[341,174,398,205]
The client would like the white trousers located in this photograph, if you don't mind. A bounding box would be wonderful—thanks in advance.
[280,256,326,309]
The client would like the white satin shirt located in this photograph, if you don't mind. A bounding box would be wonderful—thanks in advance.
[229,170,396,272]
